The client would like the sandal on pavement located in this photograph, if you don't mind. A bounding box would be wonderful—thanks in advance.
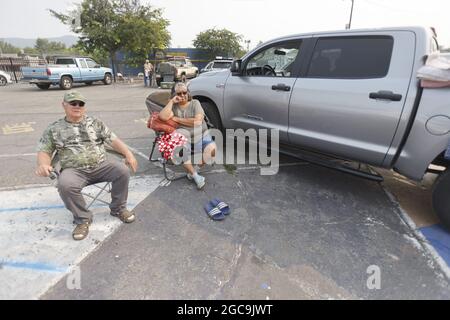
[210,198,231,215]
[204,201,226,221]
[72,221,91,241]
[111,209,136,223]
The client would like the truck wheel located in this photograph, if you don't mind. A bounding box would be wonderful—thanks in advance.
[0,75,7,86]
[60,76,73,90]
[103,73,112,85]
[156,78,162,87]
[201,100,223,131]
[36,84,50,90]
[432,168,450,230]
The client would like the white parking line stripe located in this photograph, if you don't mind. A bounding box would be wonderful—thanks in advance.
[0,153,35,158]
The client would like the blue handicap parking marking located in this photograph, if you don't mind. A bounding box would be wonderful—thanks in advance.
[420,224,450,266]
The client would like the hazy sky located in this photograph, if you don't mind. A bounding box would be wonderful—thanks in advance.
[1,0,449,48]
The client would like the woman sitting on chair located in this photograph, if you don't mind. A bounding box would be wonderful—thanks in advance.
[159,82,216,189]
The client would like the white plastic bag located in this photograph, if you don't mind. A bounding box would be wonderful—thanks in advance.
[417,53,450,81]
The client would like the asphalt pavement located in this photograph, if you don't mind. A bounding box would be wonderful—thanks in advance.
[0,82,449,299]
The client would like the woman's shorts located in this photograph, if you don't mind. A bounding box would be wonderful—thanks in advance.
[185,134,215,154]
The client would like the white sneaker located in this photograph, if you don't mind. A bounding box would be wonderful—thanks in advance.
[192,173,205,189]
[187,166,202,180]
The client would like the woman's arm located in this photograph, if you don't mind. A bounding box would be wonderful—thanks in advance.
[172,113,203,127]
[159,96,180,121]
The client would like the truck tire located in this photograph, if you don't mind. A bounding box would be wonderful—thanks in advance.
[103,73,112,85]
[0,75,7,86]
[36,84,50,90]
[432,168,450,230]
[201,100,223,131]
[60,76,73,90]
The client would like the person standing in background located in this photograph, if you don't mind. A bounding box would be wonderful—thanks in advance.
[144,59,153,87]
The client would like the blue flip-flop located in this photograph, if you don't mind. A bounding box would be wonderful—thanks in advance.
[204,201,226,221]
[210,198,231,215]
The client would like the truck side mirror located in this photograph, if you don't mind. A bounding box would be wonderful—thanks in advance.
[230,59,242,76]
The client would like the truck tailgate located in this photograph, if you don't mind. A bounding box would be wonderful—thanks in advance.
[21,67,48,80]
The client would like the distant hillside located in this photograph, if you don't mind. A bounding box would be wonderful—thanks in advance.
[0,35,79,48]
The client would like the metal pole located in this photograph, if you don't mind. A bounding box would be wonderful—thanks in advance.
[9,57,18,83]
[348,0,354,29]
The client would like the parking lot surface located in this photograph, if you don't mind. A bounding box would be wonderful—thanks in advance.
[0,82,449,299]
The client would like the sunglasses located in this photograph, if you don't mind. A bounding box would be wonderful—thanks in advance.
[176,91,188,96]
[69,101,85,107]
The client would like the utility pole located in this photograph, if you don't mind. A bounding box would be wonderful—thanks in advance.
[346,0,354,29]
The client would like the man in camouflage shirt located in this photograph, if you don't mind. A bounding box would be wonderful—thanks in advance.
[36,91,138,240]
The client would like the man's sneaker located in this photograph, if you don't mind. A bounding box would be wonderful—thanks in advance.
[192,173,205,189]
[72,221,91,241]
[111,209,136,223]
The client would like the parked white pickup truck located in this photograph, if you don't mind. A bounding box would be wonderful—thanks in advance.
[21,56,113,90]
[147,26,450,229]
[155,56,198,86]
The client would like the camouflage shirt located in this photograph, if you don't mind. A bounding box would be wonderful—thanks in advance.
[37,116,117,170]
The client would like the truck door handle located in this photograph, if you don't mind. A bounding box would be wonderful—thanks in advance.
[271,83,291,91]
[369,91,402,101]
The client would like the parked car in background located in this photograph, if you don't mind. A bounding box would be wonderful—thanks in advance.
[200,57,234,74]
[0,70,13,86]
[147,26,450,230]
[155,56,198,86]
[21,56,113,90]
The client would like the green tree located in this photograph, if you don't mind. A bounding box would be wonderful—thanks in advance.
[193,28,244,59]
[34,38,67,56]
[50,0,171,75]
[0,41,21,54]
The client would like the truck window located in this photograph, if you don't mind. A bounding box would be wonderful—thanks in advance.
[56,58,75,65]
[86,59,97,68]
[79,59,88,69]
[244,40,302,77]
[307,36,394,79]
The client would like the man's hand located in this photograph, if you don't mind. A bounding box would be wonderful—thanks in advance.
[35,164,53,177]
[125,152,138,173]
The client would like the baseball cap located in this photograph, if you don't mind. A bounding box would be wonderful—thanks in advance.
[63,91,86,103]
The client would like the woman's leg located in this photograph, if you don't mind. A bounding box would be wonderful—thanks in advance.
[183,162,196,174]
[202,142,216,166]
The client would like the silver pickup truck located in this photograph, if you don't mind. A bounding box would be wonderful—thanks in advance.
[146,26,450,229]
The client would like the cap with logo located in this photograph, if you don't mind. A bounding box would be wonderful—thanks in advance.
[64,91,86,103]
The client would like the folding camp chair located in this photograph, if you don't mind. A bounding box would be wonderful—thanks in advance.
[49,146,123,209]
